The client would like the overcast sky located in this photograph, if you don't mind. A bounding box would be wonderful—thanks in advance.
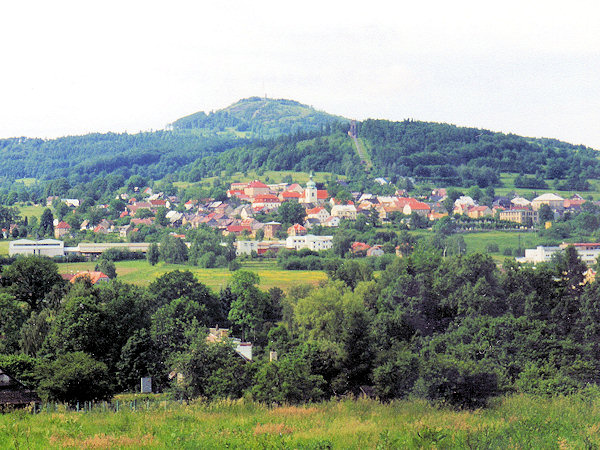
[1,0,599,148]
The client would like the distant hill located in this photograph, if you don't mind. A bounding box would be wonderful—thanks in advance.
[0,97,598,198]
[171,97,347,138]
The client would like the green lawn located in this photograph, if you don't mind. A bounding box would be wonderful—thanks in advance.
[58,259,326,292]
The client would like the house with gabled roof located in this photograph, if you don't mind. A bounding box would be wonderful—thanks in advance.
[70,271,110,284]
[244,180,271,198]
[467,205,492,219]
[306,206,330,222]
[54,221,71,239]
[287,223,307,236]
[0,367,40,408]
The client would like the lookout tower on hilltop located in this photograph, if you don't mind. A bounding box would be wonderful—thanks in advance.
[348,120,358,138]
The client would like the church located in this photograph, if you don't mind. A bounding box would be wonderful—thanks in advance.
[299,173,328,205]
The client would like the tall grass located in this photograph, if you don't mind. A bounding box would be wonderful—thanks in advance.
[2,395,600,448]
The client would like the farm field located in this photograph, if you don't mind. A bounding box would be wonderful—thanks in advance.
[1,395,599,448]
[57,259,327,292]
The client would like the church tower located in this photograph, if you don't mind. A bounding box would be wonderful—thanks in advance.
[305,172,318,204]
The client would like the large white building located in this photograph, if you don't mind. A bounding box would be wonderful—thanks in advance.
[286,234,333,252]
[9,239,65,257]
[520,243,600,265]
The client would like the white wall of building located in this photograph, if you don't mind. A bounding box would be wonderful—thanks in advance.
[286,234,333,251]
[9,239,65,257]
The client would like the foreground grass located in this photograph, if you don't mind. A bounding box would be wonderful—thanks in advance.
[58,259,326,291]
[2,395,600,448]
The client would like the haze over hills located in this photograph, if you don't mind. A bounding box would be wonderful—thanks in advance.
[0,97,597,195]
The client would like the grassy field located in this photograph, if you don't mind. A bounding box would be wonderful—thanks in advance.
[2,395,600,448]
[461,230,542,261]
[173,170,340,189]
[14,178,38,187]
[58,259,326,292]
[496,173,600,199]
[15,203,46,220]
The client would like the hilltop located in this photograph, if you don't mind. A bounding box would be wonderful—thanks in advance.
[171,97,347,139]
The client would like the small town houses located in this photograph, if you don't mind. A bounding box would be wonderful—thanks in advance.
[34,179,597,260]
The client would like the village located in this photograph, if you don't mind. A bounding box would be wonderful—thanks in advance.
[6,173,599,270]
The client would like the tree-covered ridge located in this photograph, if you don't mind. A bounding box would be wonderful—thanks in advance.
[0,131,241,185]
[360,119,600,187]
[171,97,348,139]
[178,126,362,182]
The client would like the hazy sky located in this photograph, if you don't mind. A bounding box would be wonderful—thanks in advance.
[1,0,599,148]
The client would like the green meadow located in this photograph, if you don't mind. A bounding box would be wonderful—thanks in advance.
[2,395,600,449]
[57,259,327,292]
[173,169,341,189]
[15,203,46,220]
[495,172,600,199]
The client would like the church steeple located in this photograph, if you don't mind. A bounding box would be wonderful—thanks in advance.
[305,171,317,203]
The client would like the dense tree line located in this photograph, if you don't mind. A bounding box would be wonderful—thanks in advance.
[359,119,599,187]
[1,245,598,408]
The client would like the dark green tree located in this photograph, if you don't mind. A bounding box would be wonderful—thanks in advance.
[1,256,63,311]
[147,243,160,266]
[37,352,112,403]
[277,201,306,225]
[39,208,54,237]
[159,235,188,264]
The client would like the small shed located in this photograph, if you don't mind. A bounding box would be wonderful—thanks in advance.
[0,367,40,409]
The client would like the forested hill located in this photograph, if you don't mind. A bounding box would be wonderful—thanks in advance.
[0,99,598,194]
[0,98,345,188]
[171,97,347,139]
[358,119,599,188]
[176,119,599,189]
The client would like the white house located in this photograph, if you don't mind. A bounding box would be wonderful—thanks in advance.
[331,204,357,220]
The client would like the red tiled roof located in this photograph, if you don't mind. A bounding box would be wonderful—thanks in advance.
[247,180,269,188]
[282,191,302,198]
[317,190,328,200]
[56,221,71,229]
[253,194,280,202]
[70,271,109,284]
[227,225,252,233]
[306,206,325,215]
[288,223,306,232]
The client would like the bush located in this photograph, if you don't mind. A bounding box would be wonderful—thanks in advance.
[228,260,242,271]
[503,247,513,256]
[486,243,499,253]
[37,352,113,404]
